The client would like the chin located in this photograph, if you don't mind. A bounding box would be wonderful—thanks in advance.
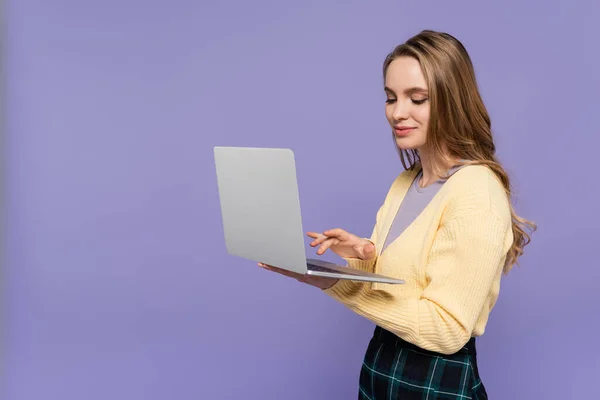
[395,136,424,150]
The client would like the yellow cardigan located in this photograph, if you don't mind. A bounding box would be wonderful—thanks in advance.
[324,164,513,354]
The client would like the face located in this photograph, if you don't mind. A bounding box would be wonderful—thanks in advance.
[384,56,430,150]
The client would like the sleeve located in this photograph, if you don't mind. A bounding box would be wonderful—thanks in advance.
[323,209,511,354]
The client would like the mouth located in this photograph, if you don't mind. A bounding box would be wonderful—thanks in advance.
[394,126,416,137]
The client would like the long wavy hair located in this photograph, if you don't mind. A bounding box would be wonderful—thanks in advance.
[383,30,536,273]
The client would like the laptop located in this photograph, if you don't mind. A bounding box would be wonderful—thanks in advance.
[213,146,404,285]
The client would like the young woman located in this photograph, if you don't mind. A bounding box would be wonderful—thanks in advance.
[259,30,536,399]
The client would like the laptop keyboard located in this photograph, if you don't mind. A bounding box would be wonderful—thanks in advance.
[308,264,337,273]
[308,263,364,276]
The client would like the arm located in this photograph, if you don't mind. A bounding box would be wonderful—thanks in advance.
[324,209,511,354]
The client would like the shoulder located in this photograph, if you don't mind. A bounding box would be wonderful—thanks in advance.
[442,164,511,223]
[370,167,419,215]
[393,165,420,186]
[382,166,420,196]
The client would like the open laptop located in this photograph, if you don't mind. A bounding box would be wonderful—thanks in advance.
[213,146,404,285]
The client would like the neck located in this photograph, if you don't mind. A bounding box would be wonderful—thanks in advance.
[418,148,456,188]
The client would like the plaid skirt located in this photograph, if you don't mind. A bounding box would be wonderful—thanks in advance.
[359,326,488,400]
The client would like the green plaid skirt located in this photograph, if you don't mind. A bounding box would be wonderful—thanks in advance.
[359,326,488,399]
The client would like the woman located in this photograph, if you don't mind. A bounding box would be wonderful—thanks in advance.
[259,30,536,399]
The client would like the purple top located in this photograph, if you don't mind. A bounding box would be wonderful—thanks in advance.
[381,165,465,253]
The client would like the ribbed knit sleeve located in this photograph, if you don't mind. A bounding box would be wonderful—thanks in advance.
[341,253,377,272]
[324,209,511,355]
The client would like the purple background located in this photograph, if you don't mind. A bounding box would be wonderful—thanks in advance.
[3,1,599,399]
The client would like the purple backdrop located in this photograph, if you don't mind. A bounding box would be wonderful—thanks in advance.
[3,1,599,399]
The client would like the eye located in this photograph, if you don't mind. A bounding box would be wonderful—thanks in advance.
[385,98,396,104]
[411,98,428,105]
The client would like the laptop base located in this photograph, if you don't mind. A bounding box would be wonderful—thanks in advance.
[306,258,405,285]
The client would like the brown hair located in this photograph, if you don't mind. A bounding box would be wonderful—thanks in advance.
[383,30,536,273]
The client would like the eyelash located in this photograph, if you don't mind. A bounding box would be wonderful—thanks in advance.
[385,98,428,105]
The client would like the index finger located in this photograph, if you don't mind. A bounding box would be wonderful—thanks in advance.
[259,262,304,279]
[323,228,348,240]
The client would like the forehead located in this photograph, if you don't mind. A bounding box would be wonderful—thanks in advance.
[384,56,427,90]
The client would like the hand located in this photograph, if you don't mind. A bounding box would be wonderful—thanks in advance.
[257,263,339,290]
[307,228,376,260]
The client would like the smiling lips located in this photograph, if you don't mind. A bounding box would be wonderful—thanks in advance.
[394,126,416,137]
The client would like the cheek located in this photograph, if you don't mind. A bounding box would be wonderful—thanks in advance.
[416,107,430,126]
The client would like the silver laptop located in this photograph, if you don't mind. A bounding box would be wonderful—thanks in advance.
[213,146,404,285]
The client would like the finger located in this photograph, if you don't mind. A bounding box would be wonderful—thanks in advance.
[306,232,320,239]
[309,234,329,247]
[360,242,376,258]
[258,263,304,279]
[323,228,349,240]
[317,237,340,255]
[311,228,349,247]
[259,262,281,272]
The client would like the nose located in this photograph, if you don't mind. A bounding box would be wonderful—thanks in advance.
[392,101,409,121]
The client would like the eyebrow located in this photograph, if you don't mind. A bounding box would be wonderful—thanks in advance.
[384,86,428,96]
